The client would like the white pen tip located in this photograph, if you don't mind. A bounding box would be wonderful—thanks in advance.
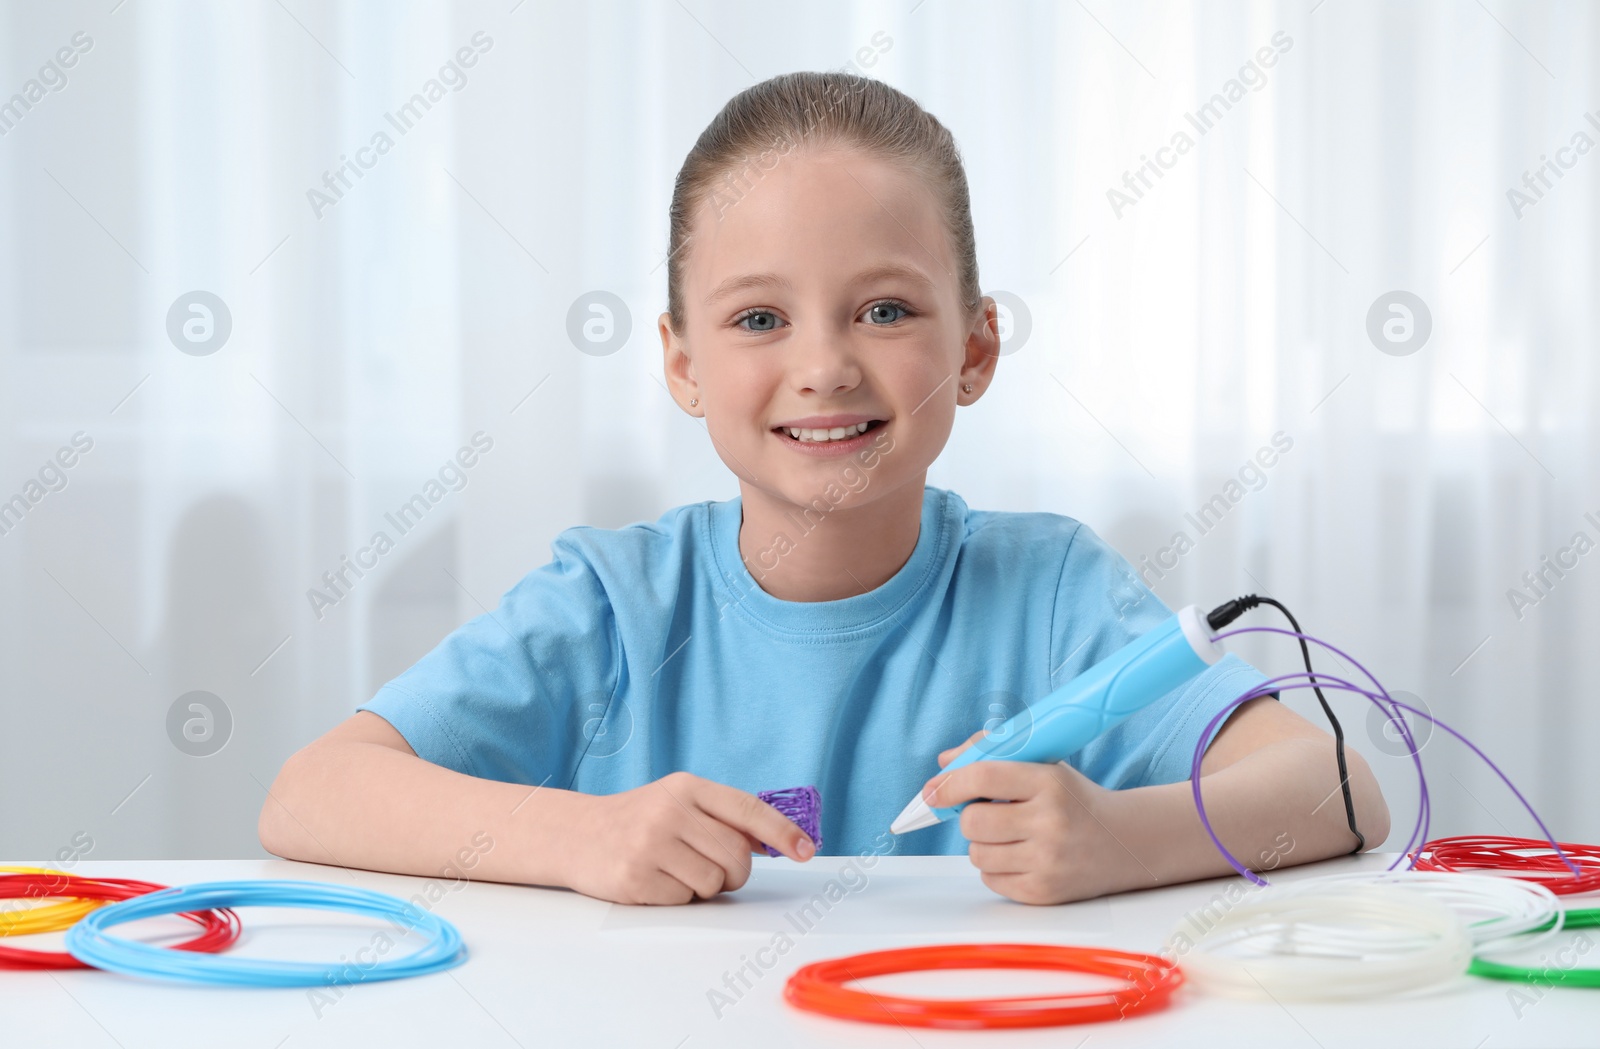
[891,793,940,834]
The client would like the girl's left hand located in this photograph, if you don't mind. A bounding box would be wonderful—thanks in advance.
[924,731,1127,905]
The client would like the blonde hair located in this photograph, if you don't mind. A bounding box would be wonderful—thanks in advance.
[665,71,981,337]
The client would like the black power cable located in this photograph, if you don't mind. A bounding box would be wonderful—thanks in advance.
[1205,595,1365,855]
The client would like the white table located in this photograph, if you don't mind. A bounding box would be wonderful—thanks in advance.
[1,854,1593,1048]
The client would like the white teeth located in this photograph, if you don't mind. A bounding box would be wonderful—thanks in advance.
[783,421,874,442]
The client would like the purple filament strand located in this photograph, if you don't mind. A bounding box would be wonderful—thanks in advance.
[757,786,821,858]
[1190,674,1427,885]
[1191,625,1579,888]
[1210,625,1573,877]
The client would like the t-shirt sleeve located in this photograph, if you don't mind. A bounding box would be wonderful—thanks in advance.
[1048,522,1268,791]
[357,531,621,790]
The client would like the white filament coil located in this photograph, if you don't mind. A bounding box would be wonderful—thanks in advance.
[1176,883,1473,1000]
[1282,870,1562,956]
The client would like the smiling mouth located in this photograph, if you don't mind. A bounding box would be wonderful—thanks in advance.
[772,419,889,443]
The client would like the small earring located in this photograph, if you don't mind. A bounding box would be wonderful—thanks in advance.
[689,398,698,407]
[961,383,973,394]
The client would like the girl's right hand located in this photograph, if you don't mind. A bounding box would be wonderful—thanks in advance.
[560,771,815,905]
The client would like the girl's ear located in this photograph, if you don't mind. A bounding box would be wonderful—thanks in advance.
[958,296,1002,401]
[660,311,700,412]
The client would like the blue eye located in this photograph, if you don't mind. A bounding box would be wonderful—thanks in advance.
[733,300,915,332]
[735,309,781,333]
[865,299,913,325]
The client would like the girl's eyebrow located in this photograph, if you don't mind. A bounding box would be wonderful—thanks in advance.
[705,271,790,306]
[703,263,936,307]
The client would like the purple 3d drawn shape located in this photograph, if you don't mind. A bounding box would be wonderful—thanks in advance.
[757,786,821,858]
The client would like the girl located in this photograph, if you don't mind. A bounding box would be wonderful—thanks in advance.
[261,72,1389,906]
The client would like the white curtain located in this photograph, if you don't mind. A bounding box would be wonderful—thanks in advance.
[1,0,1594,858]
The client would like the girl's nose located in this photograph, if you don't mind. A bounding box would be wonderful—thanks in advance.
[788,329,863,395]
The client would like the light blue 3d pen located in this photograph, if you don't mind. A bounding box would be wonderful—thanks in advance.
[890,605,1226,835]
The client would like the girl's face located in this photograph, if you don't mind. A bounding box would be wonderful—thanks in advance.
[660,146,999,513]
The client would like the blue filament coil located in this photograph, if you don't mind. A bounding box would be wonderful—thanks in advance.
[65,879,467,987]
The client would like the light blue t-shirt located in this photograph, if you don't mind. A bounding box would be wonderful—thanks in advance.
[359,485,1267,856]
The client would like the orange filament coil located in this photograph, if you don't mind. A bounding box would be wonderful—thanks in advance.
[783,942,1182,1029]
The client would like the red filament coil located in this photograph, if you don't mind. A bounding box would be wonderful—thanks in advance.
[0,873,242,969]
[1412,835,1600,895]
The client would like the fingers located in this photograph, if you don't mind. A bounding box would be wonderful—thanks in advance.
[650,774,778,884]
[960,798,1030,845]
[679,816,757,891]
[938,730,983,762]
[690,776,815,861]
[968,840,1032,873]
[977,869,1044,904]
[937,728,989,768]
[923,759,1050,809]
[656,839,733,902]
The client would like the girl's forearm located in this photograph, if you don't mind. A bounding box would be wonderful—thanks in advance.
[258,739,584,889]
[1095,737,1391,891]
